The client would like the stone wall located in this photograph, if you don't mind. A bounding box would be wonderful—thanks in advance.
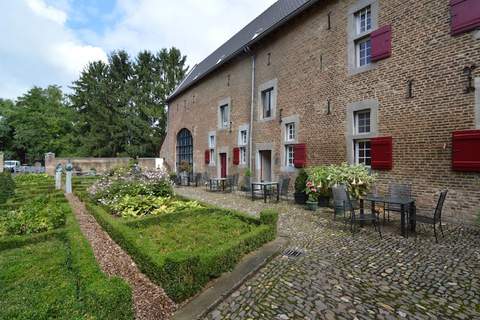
[0,152,3,173]
[45,153,164,176]
[161,0,480,223]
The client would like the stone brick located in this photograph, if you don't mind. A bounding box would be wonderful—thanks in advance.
[161,0,480,223]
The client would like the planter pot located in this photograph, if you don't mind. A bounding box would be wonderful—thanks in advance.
[305,201,318,211]
[294,192,307,205]
[318,195,330,207]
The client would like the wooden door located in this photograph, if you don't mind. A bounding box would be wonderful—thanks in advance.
[220,153,227,178]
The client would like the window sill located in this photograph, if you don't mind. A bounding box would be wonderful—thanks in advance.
[257,116,275,123]
[280,166,297,173]
[349,62,376,76]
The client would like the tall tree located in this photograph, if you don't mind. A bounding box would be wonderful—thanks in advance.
[3,86,75,163]
[71,48,187,158]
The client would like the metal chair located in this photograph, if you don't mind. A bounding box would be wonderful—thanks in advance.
[279,177,290,200]
[332,185,381,237]
[412,189,448,243]
[385,183,412,223]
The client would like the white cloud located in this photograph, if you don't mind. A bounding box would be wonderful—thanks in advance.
[98,0,277,66]
[0,0,276,99]
[0,0,107,99]
[26,0,68,25]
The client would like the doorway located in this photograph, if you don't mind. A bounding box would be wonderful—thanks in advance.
[219,153,227,178]
[259,150,272,181]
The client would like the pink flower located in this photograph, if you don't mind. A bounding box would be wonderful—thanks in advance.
[312,188,317,193]
[306,181,313,187]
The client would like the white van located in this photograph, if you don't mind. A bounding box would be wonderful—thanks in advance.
[4,160,20,172]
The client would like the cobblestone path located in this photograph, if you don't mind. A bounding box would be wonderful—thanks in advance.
[176,188,480,320]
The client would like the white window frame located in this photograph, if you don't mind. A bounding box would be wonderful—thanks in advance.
[239,147,247,165]
[354,139,371,166]
[285,145,295,168]
[354,109,371,134]
[347,0,378,75]
[285,122,296,142]
[220,104,229,128]
[355,6,372,35]
[346,99,378,165]
[257,79,278,121]
[239,130,248,146]
[262,88,274,119]
[208,132,216,166]
[355,37,371,68]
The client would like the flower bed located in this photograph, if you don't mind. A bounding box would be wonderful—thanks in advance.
[0,174,133,319]
[78,166,278,302]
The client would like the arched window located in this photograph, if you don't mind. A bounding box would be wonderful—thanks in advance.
[176,128,193,171]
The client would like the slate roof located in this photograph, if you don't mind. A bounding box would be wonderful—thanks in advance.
[167,0,318,102]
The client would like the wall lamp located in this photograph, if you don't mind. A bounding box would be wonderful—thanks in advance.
[229,121,233,133]
[463,65,476,94]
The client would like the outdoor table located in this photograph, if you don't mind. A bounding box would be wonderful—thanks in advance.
[209,178,228,192]
[361,195,416,237]
[251,181,279,203]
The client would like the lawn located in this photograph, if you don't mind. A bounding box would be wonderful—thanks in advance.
[0,174,133,320]
[77,174,278,302]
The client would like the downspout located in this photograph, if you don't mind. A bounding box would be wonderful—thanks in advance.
[245,46,256,172]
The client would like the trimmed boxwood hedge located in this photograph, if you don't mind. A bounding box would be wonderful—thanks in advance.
[76,190,278,302]
[0,172,15,204]
[1,180,134,319]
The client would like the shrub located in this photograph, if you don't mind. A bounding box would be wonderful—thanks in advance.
[294,169,308,194]
[110,195,202,218]
[0,172,15,204]
[260,209,279,230]
[13,173,51,185]
[0,195,67,236]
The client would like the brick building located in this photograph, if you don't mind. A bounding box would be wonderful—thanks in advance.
[160,0,480,222]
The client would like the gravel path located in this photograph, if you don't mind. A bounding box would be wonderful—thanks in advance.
[66,194,176,320]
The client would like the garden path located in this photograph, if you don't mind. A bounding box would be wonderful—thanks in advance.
[175,187,480,320]
[66,194,176,320]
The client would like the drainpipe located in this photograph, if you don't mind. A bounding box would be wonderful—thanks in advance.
[244,46,256,172]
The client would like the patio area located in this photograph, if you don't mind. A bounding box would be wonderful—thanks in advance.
[175,187,480,320]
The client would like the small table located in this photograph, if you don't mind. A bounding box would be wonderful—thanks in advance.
[251,181,279,203]
[209,178,228,192]
[361,195,416,237]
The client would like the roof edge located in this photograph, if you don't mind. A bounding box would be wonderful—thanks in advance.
[166,0,319,103]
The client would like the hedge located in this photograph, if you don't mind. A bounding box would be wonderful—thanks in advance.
[0,172,15,204]
[77,190,278,302]
[1,184,134,319]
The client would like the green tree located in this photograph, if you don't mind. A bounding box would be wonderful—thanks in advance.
[70,48,187,158]
[8,86,76,163]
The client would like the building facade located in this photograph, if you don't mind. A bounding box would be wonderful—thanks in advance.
[161,0,480,222]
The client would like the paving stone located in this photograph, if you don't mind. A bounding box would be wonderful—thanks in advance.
[176,188,480,320]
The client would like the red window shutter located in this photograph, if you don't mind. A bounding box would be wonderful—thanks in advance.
[233,147,240,165]
[371,137,393,170]
[371,25,392,62]
[450,0,480,35]
[452,130,480,171]
[293,144,307,168]
[205,149,210,165]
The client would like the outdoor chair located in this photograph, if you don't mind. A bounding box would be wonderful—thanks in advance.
[385,183,412,223]
[332,185,381,237]
[412,189,448,243]
[278,176,290,201]
[194,173,202,187]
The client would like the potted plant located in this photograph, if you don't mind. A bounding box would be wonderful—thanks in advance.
[306,166,332,207]
[305,181,319,211]
[294,169,308,204]
[241,168,252,191]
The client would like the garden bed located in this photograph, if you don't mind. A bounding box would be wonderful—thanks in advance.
[0,174,133,319]
[77,189,278,302]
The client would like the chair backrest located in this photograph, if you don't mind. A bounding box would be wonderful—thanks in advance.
[332,185,353,211]
[280,177,290,196]
[433,189,448,221]
[389,183,411,199]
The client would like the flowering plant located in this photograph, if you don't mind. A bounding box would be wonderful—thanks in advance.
[305,181,319,202]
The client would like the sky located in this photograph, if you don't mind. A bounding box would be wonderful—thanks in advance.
[0,0,277,100]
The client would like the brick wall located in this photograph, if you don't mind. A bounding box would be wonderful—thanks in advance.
[161,0,480,223]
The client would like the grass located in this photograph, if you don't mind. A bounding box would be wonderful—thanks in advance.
[0,239,82,319]
[77,189,278,302]
[132,210,257,256]
[0,174,133,320]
